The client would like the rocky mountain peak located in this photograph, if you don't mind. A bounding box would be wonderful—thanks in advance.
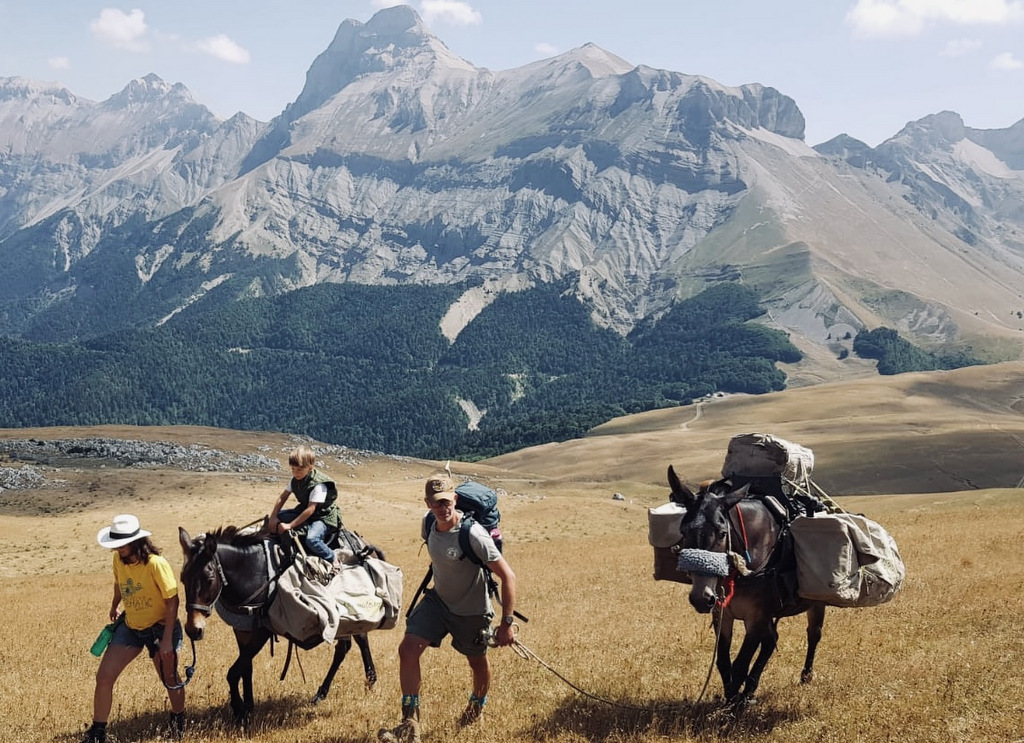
[557,42,634,77]
[0,76,78,106]
[889,110,967,150]
[102,73,198,111]
[814,133,873,165]
[285,4,470,124]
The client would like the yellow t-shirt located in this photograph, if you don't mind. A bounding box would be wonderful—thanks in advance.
[113,553,178,630]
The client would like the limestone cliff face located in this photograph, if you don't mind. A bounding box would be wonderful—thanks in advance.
[1,6,1023,372]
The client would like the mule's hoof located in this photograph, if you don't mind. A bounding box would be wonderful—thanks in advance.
[800,670,814,684]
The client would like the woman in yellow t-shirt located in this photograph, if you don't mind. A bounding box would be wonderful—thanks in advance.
[81,514,185,743]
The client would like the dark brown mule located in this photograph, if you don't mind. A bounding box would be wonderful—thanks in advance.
[668,466,826,705]
[178,526,379,722]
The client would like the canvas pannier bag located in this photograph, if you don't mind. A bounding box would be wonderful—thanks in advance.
[648,501,692,584]
[268,553,404,647]
[722,432,814,482]
[267,557,344,647]
[790,513,905,608]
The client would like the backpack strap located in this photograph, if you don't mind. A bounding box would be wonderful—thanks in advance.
[458,516,500,599]
[457,515,486,568]
[407,513,494,617]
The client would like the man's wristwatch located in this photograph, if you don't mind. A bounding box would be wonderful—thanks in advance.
[502,615,514,626]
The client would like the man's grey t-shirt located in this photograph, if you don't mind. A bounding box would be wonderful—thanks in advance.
[421,511,501,616]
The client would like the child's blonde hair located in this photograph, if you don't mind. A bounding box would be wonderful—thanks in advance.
[288,445,316,468]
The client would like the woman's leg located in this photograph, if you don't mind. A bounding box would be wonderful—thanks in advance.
[93,643,142,722]
[152,652,186,713]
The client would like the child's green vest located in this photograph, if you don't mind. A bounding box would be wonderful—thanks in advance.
[292,469,341,528]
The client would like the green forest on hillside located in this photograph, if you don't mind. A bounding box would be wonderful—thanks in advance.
[852,327,980,374]
[1,281,802,458]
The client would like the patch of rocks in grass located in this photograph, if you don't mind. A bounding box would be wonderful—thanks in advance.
[0,438,281,473]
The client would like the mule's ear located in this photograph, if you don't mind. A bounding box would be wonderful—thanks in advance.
[723,482,751,510]
[178,527,192,555]
[667,465,697,507]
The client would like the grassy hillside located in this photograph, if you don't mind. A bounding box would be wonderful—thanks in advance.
[488,360,1024,496]
[2,366,1023,742]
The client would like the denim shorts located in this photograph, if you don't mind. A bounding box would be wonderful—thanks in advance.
[405,589,493,658]
[112,618,183,659]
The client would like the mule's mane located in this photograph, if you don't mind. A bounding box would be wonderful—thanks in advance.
[206,525,266,548]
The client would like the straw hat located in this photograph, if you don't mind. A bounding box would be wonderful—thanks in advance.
[97,514,151,549]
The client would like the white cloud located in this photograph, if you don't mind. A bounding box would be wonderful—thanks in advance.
[421,0,482,26]
[534,42,559,57]
[940,37,983,55]
[90,8,149,52]
[195,34,251,64]
[990,50,1024,68]
[47,56,71,70]
[371,0,406,7]
[847,0,1024,38]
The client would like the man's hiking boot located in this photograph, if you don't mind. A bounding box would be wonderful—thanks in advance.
[377,704,420,743]
[376,717,421,743]
[80,723,106,743]
[457,701,485,728]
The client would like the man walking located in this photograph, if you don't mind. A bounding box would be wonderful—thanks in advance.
[380,473,517,742]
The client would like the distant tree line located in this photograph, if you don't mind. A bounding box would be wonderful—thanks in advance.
[0,281,979,459]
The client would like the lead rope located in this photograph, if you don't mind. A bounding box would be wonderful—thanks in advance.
[695,527,734,704]
[694,601,727,704]
[508,637,678,712]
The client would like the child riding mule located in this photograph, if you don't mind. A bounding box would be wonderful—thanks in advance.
[667,466,826,705]
[178,526,380,722]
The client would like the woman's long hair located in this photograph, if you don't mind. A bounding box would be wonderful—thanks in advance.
[120,537,161,564]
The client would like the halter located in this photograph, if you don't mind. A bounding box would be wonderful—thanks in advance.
[185,552,227,616]
[185,539,273,617]
[715,502,751,610]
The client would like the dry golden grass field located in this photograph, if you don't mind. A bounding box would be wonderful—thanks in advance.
[2,362,1023,743]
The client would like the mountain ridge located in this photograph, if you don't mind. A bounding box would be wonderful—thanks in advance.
[0,4,1023,382]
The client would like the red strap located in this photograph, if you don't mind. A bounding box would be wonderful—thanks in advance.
[717,574,736,609]
[734,503,751,564]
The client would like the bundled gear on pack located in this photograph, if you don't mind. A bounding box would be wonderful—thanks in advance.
[789,511,904,607]
[648,432,905,609]
[720,432,826,519]
[267,528,403,649]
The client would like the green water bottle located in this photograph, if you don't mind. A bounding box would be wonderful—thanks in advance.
[89,622,116,657]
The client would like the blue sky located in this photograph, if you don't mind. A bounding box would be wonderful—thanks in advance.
[1,1,1022,147]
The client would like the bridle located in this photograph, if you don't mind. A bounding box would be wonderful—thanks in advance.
[184,539,271,616]
[185,550,227,617]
